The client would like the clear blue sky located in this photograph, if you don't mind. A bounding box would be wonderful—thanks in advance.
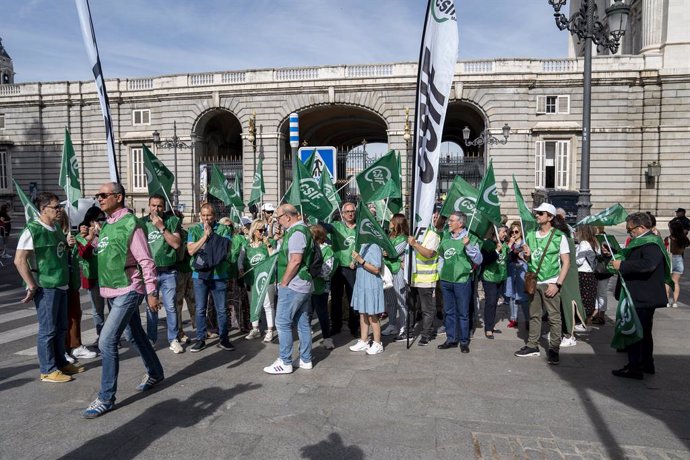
[1,0,569,83]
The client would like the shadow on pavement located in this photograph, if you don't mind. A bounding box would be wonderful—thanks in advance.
[300,432,364,460]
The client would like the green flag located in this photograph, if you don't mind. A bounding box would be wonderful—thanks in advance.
[356,150,401,204]
[233,173,244,209]
[59,128,81,207]
[440,176,491,238]
[249,253,278,322]
[610,282,643,350]
[577,203,628,227]
[512,175,537,233]
[229,204,243,227]
[12,179,39,222]
[475,160,502,225]
[286,157,333,221]
[208,165,243,208]
[142,144,174,200]
[248,158,265,206]
[319,166,340,222]
[353,204,397,256]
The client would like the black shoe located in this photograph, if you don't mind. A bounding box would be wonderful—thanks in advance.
[395,333,410,343]
[484,332,494,340]
[418,336,430,346]
[547,349,560,365]
[437,341,458,350]
[190,341,206,353]
[460,344,470,353]
[624,363,655,375]
[218,339,234,351]
[612,367,643,380]
[514,346,540,358]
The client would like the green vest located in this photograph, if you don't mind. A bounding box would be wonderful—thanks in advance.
[188,222,231,278]
[75,234,98,280]
[526,229,564,282]
[277,223,313,281]
[438,234,473,283]
[243,243,269,286]
[68,247,81,289]
[313,244,334,295]
[25,220,69,288]
[383,235,406,275]
[481,240,508,283]
[97,213,139,289]
[142,215,180,269]
[330,221,356,268]
[228,234,247,279]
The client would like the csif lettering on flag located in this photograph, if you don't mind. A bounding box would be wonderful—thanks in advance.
[142,145,174,201]
[286,157,333,221]
[59,128,82,207]
[475,160,502,225]
[75,0,119,182]
[610,282,643,350]
[249,253,278,323]
[440,175,490,238]
[356,150,401,204]
[410,0,458,236]
[353,204,397,257]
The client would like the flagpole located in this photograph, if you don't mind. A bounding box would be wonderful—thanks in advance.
[381,196,390,227]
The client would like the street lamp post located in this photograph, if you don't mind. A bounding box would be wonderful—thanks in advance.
[248,111,257,176]
[462,123,511,147]
[152,120,189,209]
[548,0,630,220]
[403,107,411,209]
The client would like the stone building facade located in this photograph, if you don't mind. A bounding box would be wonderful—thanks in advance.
[0,0,688,221]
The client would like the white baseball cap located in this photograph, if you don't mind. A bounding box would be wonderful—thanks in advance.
[533,203,557,216]
[261,203,276,212]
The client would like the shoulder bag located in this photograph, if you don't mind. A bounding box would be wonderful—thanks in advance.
[524,230,555,296]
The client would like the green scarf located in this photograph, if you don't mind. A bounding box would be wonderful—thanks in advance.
[620,233,674,289]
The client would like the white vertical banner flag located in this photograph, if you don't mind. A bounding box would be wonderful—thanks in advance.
[75,0,119,182]
[410,0,459,235]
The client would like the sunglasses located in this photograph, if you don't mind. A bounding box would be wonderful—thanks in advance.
[274,213,285,220]
[264,210,274,214]
[44,204,63,210]
[535,211,546,216]
[626,225,641,233]
[342,210,355,214]
[511,230,520,234]
[94,192,117,200]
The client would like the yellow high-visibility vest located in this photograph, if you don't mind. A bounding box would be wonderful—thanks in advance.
[412,229,439,286]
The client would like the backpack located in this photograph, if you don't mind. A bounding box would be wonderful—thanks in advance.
[308,240,324,279]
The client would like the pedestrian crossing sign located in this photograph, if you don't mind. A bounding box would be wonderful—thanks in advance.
[298,146,337,181]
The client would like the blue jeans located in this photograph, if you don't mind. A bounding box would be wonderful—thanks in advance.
[275,286,312,366]
[146,270,179,343]
[310,292,331,339]
[193,278,228,341]
[98,290,163,403]
[34,287,69,374]
[440,280,472,345]
[482,280,504,333]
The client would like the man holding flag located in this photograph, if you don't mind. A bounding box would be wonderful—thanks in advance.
[610,212,671,379]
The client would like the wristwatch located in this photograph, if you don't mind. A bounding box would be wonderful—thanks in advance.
[148,291,159,298]
[555,282,562,290]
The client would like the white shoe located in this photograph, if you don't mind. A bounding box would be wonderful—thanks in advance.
[263,330,276,343]
[263,358,293,375]
[349,339,369,352]
[71,345,97,359]
[672,302,679,308]
[296,358,313,370]
[245,328,261,340]
[64,352,76,364]
[169,339,184,354]
[573,324,587,333]
[560,336,577,348]
[366,341,384,355]
[381,325,398,336]
[322,338,335,350]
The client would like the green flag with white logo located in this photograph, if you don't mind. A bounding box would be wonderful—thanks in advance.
[286,157,333,221]
[209,164,244,209]
[356,150,401,204]
[233,173,244,209]
[142,144,174,200]
[512,175,537,233]
[353,204,397,256]
[610,282,643,350]
[577,203,628,227]
[475,160,502,225]
[440,176,491,238]
[248,158,265,207]
[249,253,278,323]
[12,179,39,222]
[59,128,81,207]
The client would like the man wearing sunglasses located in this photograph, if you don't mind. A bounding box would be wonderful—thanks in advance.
[82,183,164,419]
[15,192,83,383]
[514,203,570,365]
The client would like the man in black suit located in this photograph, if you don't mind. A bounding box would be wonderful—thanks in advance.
[611,212,670,379]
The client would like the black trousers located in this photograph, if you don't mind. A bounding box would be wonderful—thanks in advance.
[411,287,435,338]
[330,266,357,334]
[627,308,656,370]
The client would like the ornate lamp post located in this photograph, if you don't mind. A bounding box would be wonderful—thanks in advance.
[548,0,630,220]
[462,123,511,147]
[152,120,189,209]
[403,107,412,208]
[248,111,257,176]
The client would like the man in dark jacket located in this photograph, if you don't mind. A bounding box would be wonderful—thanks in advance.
[611,212,669,379]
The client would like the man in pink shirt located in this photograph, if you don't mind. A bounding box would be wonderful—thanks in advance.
[82,182,164,419]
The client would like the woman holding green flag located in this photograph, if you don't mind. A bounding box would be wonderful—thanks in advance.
[480,226,509,339]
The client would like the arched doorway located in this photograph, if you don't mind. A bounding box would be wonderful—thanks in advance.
[277,105,388,201]
[193,109,243,216]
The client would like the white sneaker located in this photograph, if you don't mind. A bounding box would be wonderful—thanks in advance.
[436,326,446,336]
[573,324,587,333]
[71,345,97,359]
[672,303,679,308]
[560,336,577,348]
[64,352,76,364]
[322,338,335,350]
[263,358,293,375]
[381,324,398,336]
[245,328,261,340]
[296,358,313,370]
[263,330,276,343]
[366,341,384,355]
[169,339,184,354]
[349,339,369,352]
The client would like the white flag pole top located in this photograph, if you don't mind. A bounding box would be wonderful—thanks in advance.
[289,113,299,148]
[75,0,119,183]
[410,0,459,237]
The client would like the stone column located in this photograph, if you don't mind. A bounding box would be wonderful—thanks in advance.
[640,0,663,54]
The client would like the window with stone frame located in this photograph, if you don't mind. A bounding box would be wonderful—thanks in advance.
[536,95,570,115]
[130,147,147,192]
[535,140,570,190]
[0,149,10,192]
[132,109,150,126]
